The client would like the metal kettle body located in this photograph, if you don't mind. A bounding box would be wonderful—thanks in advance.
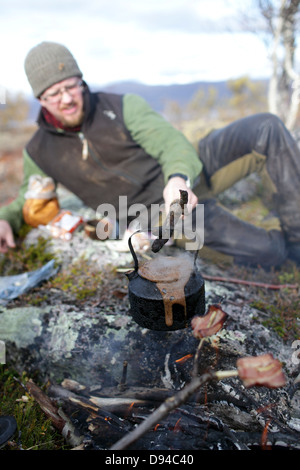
[125,232,205,331]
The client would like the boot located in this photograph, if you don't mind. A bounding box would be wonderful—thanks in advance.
[287,243,300,265]
[273,192,300,265]
[0,416,17,448]
[195,199,287,268]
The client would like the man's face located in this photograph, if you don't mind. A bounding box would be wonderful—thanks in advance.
[39,77,84,127]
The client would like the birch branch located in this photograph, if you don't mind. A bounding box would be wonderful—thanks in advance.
[201,274,298,290]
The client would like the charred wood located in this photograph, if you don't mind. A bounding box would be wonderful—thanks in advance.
[25,379,83,447]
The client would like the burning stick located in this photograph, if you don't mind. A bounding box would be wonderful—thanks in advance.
[175,354,194,364]
[151,190,188,253]
[25,379,83,447]
[110,371,215,450]
[110,352,286,451]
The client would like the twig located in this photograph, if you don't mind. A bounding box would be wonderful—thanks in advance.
[118,360,128,391]
[25,440,57,451]
[192,338,208,377]
[26,379,83,448]
[202,274,298,290]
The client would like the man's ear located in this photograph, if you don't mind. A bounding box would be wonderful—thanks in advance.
[38,98,47,110]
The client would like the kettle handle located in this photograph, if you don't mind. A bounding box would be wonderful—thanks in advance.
[128,230,140,271]
[128,229,199,270]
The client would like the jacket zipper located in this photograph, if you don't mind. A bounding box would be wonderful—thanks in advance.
[78,132,141,187]
[78,132,89,160]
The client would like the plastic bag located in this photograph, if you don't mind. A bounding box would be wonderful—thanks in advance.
[0,259,58,305]
[39,210,84,241]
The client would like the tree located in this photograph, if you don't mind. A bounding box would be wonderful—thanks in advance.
[240,0,300,130]
[0,91,29,130]
[226,76,267,118]
[186,86,218,119]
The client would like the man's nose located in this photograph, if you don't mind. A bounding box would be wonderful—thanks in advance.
[60,90,73,104]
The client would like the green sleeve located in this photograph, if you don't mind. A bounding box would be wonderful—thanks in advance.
[122,93,202,185]
[0,149,47,234]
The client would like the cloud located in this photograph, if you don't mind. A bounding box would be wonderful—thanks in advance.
[0,0,270,94]
[2,0,243,35]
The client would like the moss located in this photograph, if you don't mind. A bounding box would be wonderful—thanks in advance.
[0,236,56,276]
[249,265,300,341]
[0,366,69,450]
[258,297,300,340]
[49,257,105,301]
[21,293,49,305]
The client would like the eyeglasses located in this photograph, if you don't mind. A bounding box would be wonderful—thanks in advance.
[41,80,84,104]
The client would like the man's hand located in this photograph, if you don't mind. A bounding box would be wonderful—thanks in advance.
[0,220,16,253]
[163,176,198,215]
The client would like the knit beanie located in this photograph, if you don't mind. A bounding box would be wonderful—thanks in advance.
[24,41,83,97]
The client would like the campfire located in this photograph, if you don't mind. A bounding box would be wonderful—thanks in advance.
[22,303,299,451]
[2,190,299,451]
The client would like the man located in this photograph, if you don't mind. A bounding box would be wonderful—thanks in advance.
[0,41,299,267]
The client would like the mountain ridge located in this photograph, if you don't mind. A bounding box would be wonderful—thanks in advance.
[28,78,268,120]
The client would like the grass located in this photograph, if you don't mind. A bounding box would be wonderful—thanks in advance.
[252,294,299,341]
[49,257,105,301]
[0,231,55,276]
[0,367,69,450]
[249,265,300,341]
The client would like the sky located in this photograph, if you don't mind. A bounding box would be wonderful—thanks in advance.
[0,0,273,96]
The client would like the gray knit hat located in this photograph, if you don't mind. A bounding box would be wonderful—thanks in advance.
[24,41,83,97]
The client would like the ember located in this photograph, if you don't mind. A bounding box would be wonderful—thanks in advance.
[175,354,194,364]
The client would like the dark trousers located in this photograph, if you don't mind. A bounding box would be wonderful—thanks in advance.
[195,113,300,267]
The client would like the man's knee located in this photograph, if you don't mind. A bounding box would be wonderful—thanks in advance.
[258,112,286,132]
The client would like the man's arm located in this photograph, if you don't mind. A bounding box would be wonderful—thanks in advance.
[0,149,47,251]
[163,175,198,214]
[0,220,16,253]
[122,93,202,212]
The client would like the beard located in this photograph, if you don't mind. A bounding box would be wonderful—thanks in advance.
[57,102,85,128]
